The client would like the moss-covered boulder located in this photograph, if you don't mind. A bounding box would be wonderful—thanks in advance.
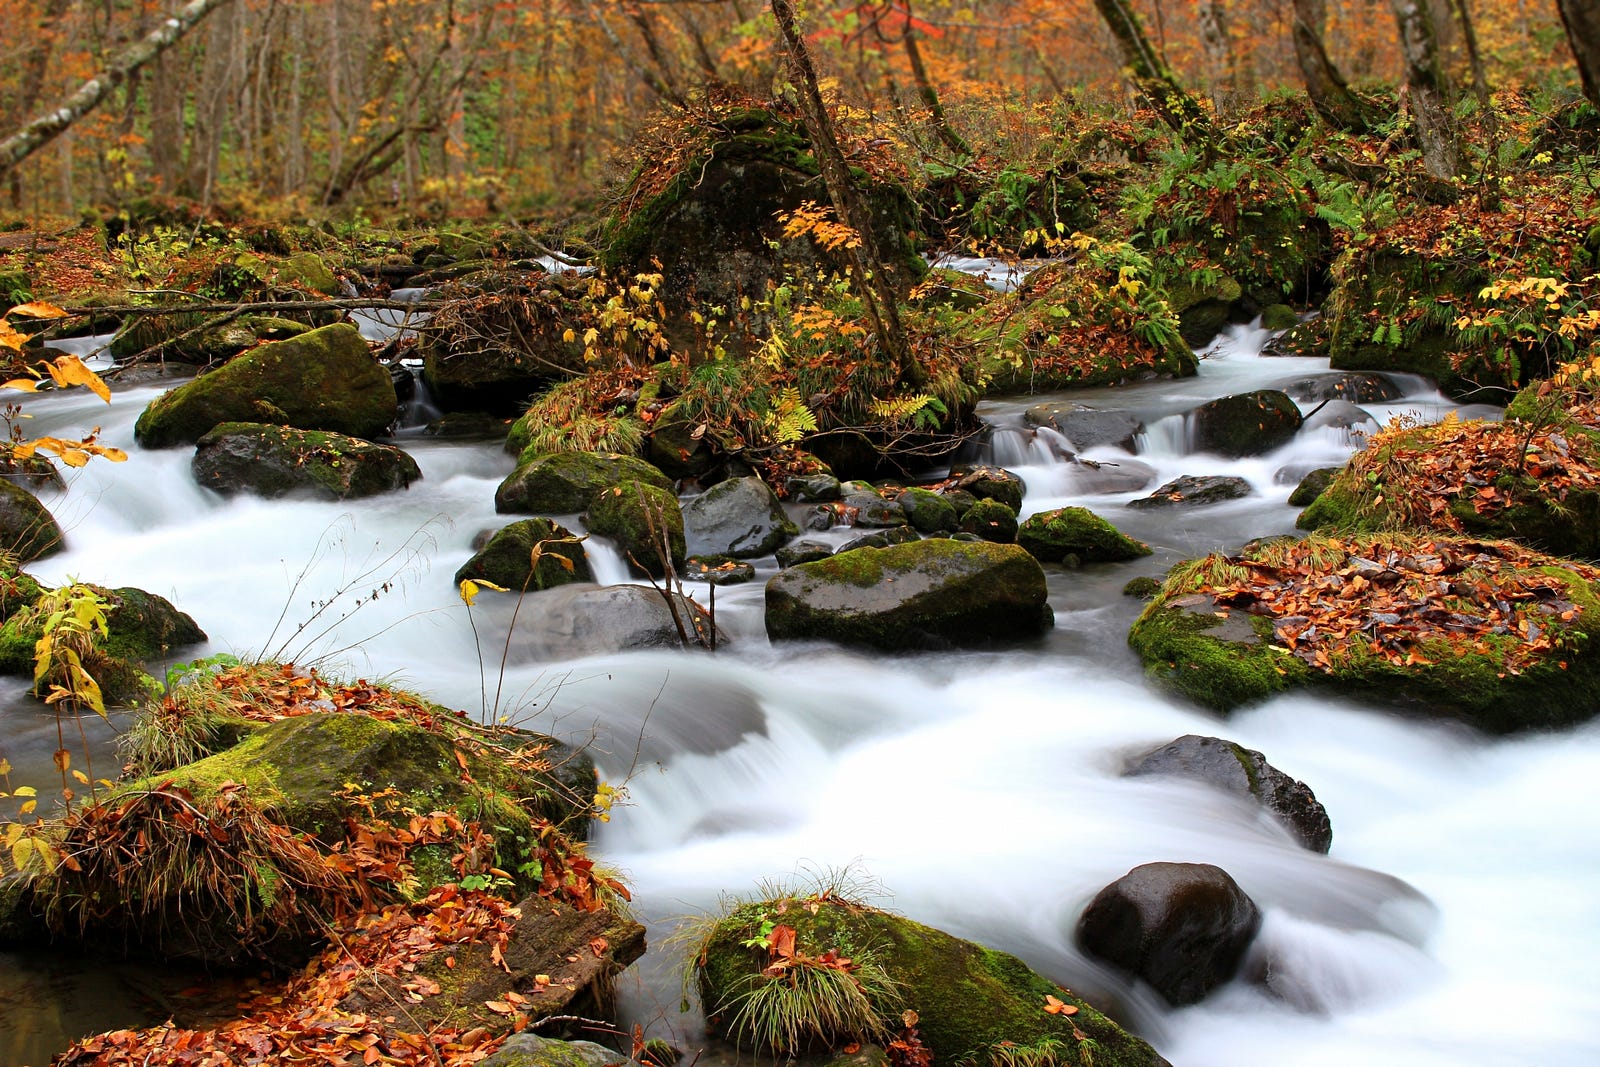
[496,451,673,514]
[695,892,1164,1066]
[193,422,421,499]
[1286,466,1339,507]
[133,323,396,447]
[765,539,1052,651]
[682,476,798,559]
[124,711,593,848]
[481,1036,647,1067]
[1296,410,1600,561]
[584,480,685,578]
[1128,532,1600,731]
[0,479,63,561]
[1166,272,1243,348]
[1018,507,1151,564]
[0,580,205,704]
[957,498,1018,543]
[895,486,957,533]
[952,465,1027,511]
[1190,390,1302,457]
[454,518,592,592]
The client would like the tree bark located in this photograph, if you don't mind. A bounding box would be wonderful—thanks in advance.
[1390,0,1464,179]
[1091,0,1212,137]
[1195,0,1234,118]
[770,0,920,386]
[1290,0,1380,132]
[901,1,971,156]
[1557,0,1600,105]
[0,0,238,176]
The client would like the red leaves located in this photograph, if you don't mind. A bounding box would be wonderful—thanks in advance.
[1205,535,1597,675]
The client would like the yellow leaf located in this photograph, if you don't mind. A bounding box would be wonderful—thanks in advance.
[9,302,68,320]
[19,800,36,816]
[0,758,10,776]
[53,749,69,773]
[1,378,41,392]
[44,355,111,403]
[71,769,89,784]
[13,786,36,797]
[459,578,508,606]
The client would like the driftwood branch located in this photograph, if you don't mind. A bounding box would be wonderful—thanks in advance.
[52,298,447,318]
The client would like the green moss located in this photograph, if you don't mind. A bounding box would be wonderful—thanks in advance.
[696,895,1162,1067]
[1128,601,1303,712]
[959,499,1019,543]
[1018,507,1151,563]
[584,480,685,578]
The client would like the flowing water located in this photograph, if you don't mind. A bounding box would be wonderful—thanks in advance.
[1,326,1596,1066]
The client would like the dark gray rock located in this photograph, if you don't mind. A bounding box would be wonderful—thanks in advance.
[776,539,834,568]
[1277,372,1403,405]
[1067,457,1157,495]
[1287,467,1341,508]
[1190,390,1302,457]
[1023,402,1143,452]
[684,556,757,585]
[950,465,1026,511]
[957,498,1018,543]
[682,476,798,559]
[1126,734,1333,853]
[785,472,841,502]
[0,480,63,561]
[1301,400,1378,433]
[837,525,919,553]
[1076,861,1261,1006]
[1127,475,1253,509]
[509,584,717,658]
[838,488,907,528]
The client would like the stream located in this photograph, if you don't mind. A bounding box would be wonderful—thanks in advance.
[1,324,1596,1066]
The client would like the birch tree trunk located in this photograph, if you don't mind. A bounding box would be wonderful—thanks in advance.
[0,0,237,176]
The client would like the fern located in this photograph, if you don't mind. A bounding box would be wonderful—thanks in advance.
[763,387,819,445]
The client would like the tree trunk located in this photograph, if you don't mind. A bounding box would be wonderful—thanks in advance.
[4,0,72,207]
[1195,0,1235,118]
[902,1,971,156]
[769,0,920,387]
[0,0,238,176]
[1557,0,1600,105]
[1290,0,1380,132]
[1390,0,1464,179]
[1091,0,1212,137]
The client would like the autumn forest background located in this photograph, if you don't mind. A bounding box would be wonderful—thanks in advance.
[0,0,1586,222]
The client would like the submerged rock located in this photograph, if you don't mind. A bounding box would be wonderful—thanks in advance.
[696,892,1166,1065]
[193,422,421,499]
[1077,862,1261,1006]
[508,583,716,658]
[1126,735,1332,852]
[134,323,397,448]
[765,539,1052,651]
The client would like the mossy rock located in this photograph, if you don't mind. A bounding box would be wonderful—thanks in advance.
[765,539,1052,651]
[0,479,64,562]
[193,422,421,499]
[595,104,924,310]
[1190,390,1302,458]
[1129,533,1600,731]
[958,498,1018,543]
[454,518,593,592]
[682,475,798,559]
[696,895,1164,1067]
[133,323,397,447]
[584,479,685,578]
[122,711,593,852]
[1165,272,1243,347]
[1286,467,1340,508]
[496,451,673,514]
[1018,507,1152,563]
[0,580,205,704]
[897,486,957,533]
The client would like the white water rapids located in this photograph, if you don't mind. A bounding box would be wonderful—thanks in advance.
[1,325,1596,1066]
